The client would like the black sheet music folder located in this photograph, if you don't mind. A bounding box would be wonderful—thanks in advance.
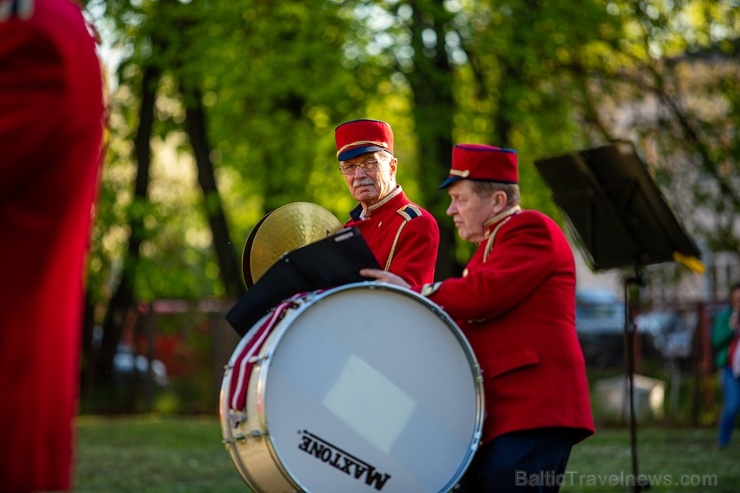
[225,227,381,336]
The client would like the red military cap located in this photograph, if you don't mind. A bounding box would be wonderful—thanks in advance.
[335,119,394,161]
[438,144,518,189]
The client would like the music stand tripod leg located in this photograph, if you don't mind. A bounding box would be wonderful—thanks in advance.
[623,268,650,492]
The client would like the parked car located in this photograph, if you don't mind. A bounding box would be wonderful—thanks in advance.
[90,325,169,386]
[575,288,627,368]
[113,343,169,387]
[635,309,696,362]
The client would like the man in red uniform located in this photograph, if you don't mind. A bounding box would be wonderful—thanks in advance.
[335,119,439,285]
[361,144,594,492]
[0,0,105,490]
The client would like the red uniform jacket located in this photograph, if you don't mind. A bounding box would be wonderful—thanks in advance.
[416,209,594,444]
[345,186,439,285]
[0,0,104,489]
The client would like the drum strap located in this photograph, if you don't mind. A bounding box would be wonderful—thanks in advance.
[228,292,308,414]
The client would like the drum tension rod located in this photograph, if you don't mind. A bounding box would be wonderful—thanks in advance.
[222,430,266,445]
[222,434,245,444]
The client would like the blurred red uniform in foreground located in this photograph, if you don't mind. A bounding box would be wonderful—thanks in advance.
[0,0,105,490]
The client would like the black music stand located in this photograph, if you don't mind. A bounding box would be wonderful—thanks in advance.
[534,141,702,492]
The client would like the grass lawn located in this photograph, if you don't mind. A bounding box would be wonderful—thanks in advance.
[74,415,246,493]
[74,415,738,492]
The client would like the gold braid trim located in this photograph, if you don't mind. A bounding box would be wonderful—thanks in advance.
[384,220,408,271]
[384,204,420,271]
[483,207,522,262]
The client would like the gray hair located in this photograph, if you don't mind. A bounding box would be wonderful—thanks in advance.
[471,181,521,206]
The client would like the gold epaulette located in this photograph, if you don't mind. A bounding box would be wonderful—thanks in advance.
[397,204,422,222]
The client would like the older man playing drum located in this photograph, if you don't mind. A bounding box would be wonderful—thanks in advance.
[362,144,594,493]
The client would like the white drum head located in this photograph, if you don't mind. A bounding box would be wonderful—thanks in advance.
[258,283,483,492]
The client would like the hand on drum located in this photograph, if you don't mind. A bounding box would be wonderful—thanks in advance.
[360,268,411,289]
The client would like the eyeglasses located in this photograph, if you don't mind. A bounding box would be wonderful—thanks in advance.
[338,159,380,175]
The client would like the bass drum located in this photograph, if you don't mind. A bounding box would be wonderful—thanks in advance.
[220,282,484,493]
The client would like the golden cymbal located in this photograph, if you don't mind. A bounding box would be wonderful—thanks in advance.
[241,212,270,289]
[241,202,343,288]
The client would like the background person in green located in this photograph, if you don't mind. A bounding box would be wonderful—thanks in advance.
[712,282,740,448]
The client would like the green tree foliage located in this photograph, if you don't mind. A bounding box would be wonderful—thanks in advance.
[81,0,738,393]
[447,0,622,222]
[590,0,739,257]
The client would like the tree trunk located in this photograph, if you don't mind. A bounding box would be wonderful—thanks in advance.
[95,65,160,385]
[181,82,243,299]
[406,0,460,280]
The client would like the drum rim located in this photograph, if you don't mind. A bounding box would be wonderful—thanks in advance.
[220,312,291,491]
